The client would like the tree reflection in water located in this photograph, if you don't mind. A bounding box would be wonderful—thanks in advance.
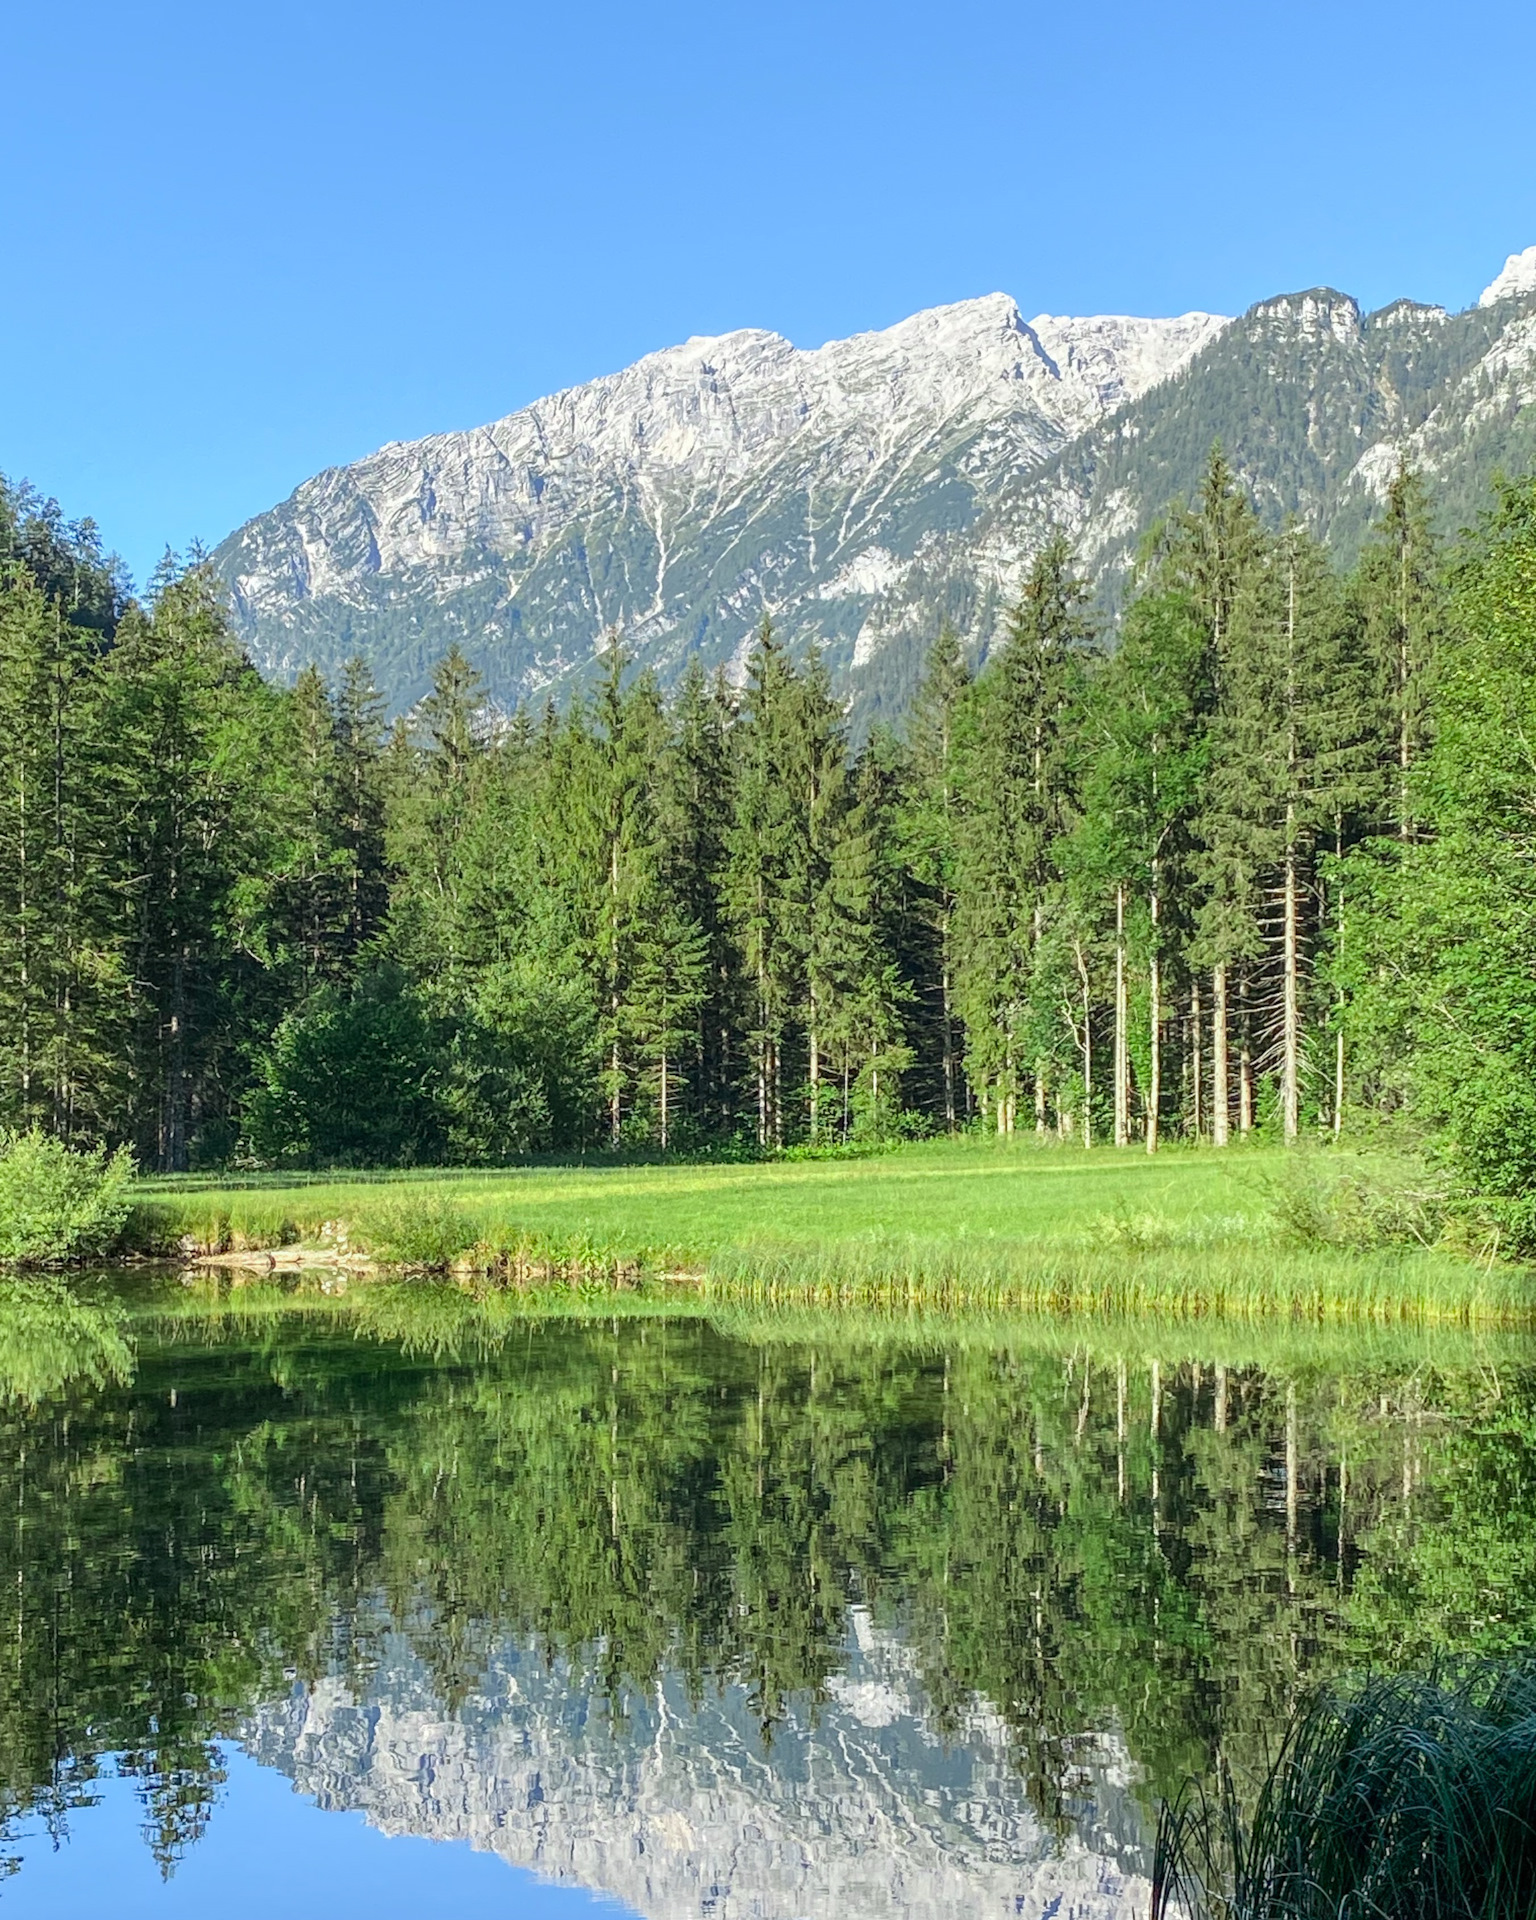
[2,1275,1534,1908]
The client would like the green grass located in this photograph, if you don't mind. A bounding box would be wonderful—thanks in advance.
[130,1135,1535,1323]
[1153,1656,1536,1920]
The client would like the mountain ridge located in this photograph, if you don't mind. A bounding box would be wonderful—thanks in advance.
[211,252,1536,724]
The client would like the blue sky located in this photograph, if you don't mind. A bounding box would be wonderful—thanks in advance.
[5,0,1535,585]
[3,1747,630,1919]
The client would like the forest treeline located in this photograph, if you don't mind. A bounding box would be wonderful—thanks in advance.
[1,458,1532,1233]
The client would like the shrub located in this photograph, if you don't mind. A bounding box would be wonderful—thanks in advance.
[242,965,445,1168]
[350,1193,479,1269]
[1265,1154,1450,1251]
[0,1130,136,1265]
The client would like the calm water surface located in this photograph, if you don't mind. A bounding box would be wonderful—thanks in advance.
[2,1272,1535,1918]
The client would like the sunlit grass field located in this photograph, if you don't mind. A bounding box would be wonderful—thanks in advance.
[132,1136,1534,1323]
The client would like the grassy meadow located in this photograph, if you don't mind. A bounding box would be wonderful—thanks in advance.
[132,1135,1534,1324]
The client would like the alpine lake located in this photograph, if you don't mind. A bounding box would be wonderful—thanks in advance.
[3,1267,1533,1919]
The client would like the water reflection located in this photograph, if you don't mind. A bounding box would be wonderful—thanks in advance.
[2,1275,1534,1916]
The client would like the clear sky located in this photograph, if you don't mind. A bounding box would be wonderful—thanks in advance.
[4,1746,630,1918]
[5,0,1535,586]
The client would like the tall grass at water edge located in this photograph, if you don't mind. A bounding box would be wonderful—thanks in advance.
[128,1138,1533,1322]
[702,1237,1528,1323]
[1153,1657,1536,1920]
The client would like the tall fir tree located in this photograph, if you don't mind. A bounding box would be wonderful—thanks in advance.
[952,536,1092,1134]
[899,626,971,1129]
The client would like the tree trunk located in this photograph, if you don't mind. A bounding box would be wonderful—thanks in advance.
[808,1014,820,1144]
[1334,1032,1344,1143]
[1238,970,1253,1136]
[1283,817,1300,1144]
[1333,820,1345,1142]
[1283,549,1302,1144]
[1398,533,1413,842]
[1146,873,1161,1154]
[940,920,957,1132]
[1212,963,1230,1147]
[1190,978,1203,1140]
[165,949,190,1174]
[1113,884,1128,1148]
[1146,952,1161,1154]
[1076,944,1093,1149]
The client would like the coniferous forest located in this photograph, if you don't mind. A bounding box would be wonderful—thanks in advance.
[2,456,1533,1241]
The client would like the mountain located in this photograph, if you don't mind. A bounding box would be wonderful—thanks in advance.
[242,1614,1152,1920]
[212,248,1536,726]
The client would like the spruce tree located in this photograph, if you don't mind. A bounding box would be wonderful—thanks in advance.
[1075,585,1211,1151]
[726,621,805,1147]
[1173,450,1266,1142]
[105,564,277,1169]
[333,656,390,958]
[1354,464,1443,841]
[952,537,1091,1134]
[900,626,971,1129]
[654,661,736,1135]
[0,572,121,1138]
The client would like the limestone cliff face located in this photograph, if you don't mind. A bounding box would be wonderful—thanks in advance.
[211,295,1224,719]
[242,1612,1153,1920]
[212,247,1536,730]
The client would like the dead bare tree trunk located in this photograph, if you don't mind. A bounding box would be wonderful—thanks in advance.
[1283,827,1300,1144]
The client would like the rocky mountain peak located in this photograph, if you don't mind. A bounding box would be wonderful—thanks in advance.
[1479,245,1536,307]
[212,249,1536,731]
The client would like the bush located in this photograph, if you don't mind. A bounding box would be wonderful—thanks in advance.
[0,1130,135,1265]
[242,965,445,1168]
[1265,1154,1449,1251]
[350,1192,479,1269]
[243,961,599,1170]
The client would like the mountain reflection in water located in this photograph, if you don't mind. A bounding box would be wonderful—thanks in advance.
[2,1275,1535,1918]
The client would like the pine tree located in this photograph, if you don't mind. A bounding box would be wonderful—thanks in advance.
[900,626,971,1130]
[952,537,1092,1134]
[1174,450,1266,1142]
[1354,464,1443,841]
[1075,585,1211,1151]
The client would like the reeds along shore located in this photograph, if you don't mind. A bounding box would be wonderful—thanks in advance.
[116,1141,1536,1324]
[1153,1658,1536,1920]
